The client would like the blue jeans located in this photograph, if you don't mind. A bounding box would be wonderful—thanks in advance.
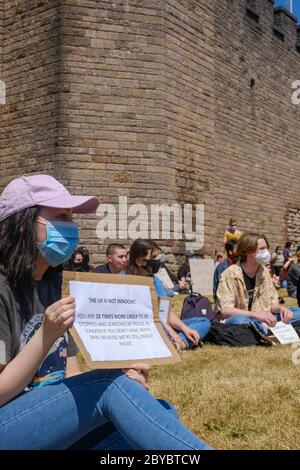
[177,317,211,348]
[280,280,287,289]
[225,307,300,334]
[0,369,212,450]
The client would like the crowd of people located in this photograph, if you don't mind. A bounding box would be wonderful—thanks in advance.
[0,175,299,450]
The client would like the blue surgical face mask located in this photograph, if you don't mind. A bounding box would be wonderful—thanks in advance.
[37,220,79,267]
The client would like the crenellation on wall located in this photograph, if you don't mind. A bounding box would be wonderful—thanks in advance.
[273,6,298,48]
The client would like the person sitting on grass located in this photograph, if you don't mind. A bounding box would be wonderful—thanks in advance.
[127,239,211,351]
[0,174,212,450]
[286,250,300,299]
[216,232,300,335]
[213,239,238,303]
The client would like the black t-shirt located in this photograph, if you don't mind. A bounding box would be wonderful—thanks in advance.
[0,273,77,390]
[35,268,63,309]
[178,263,190,280]
[242,269,256,310]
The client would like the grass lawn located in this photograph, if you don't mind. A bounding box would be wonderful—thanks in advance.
[79,289,300,450]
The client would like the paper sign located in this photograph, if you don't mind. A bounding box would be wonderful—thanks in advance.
[156,268,174,290]
[158,297,172,325]
[62,272,180,369]
[270,321,300,345]
[189,259,215,296]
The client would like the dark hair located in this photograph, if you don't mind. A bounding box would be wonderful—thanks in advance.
[127,239,159,275]
[275,246,281,253]
[285,241,292,249]
[225,239,237,256]
[76,246,91,270]
[106,243,127,257]
[129,239,159,265]
[0,206,39,287]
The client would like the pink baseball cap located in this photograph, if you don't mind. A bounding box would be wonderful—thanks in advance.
[0,174,99,221]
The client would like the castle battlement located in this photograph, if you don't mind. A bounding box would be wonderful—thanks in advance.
[273,6,298,46]
[244,0,299,52]
[1,0,300,261]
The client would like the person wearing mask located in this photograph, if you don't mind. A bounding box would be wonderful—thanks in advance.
[66,250,86,272]
[94,243,128,274]
[76,246,93,272]
[127,240,211,351]
[216,232,300,334]
[223,218,242,245]
[213,239,238,302]
[0,175,211,450]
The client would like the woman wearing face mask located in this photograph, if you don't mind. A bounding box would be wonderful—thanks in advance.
[77,245,93,272]
[127,239,211,352]
[65,249,91,273]
[216,232,300,334]
[0,175,212,450]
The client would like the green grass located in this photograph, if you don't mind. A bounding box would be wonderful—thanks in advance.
[78,289,300,450]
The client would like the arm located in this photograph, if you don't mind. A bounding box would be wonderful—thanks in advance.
[217,271,276,326]
[271,303,293,323]
[169,312,200,345]
[223,231,228,245]
[283,258,293,270]
[0,325,60,407]
[0,296,75,408]
[163,323,186,351]
[221,306,277,326]
[213,264,222,298]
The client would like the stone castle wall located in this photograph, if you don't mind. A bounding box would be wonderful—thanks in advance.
[1,0,300,265]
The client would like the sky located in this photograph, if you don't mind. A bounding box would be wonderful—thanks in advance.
[274,0,300,22]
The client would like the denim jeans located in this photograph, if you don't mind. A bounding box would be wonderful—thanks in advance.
[69,399,178,450]
[0,369,212,450]
[177,317,211,348]
[225,307,300,334]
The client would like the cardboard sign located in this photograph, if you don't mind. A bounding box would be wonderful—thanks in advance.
[156,267,175,290]
[270,321,300,345]
[158,297,172,325]
[189,259,215,296]
[62,272,180,369]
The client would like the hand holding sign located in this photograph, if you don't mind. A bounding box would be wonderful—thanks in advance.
[62,272,180,369]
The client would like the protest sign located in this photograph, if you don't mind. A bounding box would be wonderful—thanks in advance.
[270,321,300,345]
[156,268,174,290]
[62,272,180,369]
[158,297,172,325]
[189,259,214,296]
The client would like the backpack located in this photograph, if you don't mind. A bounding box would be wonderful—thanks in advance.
[181,294,218,322]
[203,322,273,347]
